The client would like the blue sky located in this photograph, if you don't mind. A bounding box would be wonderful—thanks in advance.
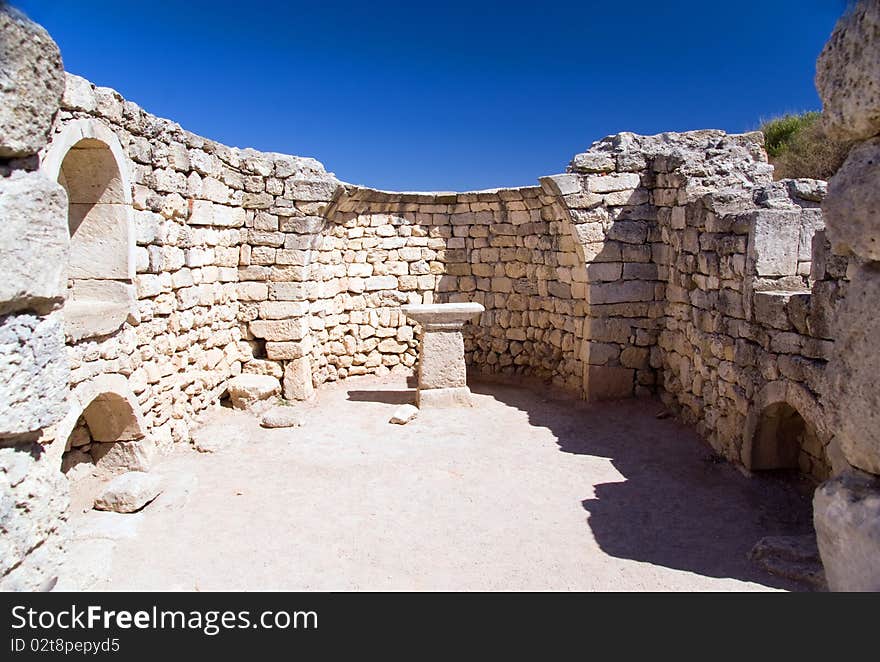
[16,0,847,191]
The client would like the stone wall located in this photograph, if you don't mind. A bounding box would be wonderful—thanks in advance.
[811,0,880,592]
[41,74,850,481]
[318,186,584,392]
[0,6,70,591]
[39,74,341,470]
[4,2,877,592]
[549,131,849,480]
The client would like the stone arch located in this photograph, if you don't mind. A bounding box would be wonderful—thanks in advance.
[742,380,831,481]
[41,119,136,341]
[45,374,152,478]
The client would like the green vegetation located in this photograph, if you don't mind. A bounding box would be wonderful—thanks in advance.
[758,111,852,181]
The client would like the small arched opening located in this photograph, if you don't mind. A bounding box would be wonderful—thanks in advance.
[42,120,135,341]
[54,375,150,509]
[749,401,830,483]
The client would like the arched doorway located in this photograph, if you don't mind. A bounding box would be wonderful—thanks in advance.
[41,119,136,341]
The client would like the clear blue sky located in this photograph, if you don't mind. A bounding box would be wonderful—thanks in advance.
[15,0,847,191]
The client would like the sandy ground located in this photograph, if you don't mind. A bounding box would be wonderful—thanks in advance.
[59,375,817,592]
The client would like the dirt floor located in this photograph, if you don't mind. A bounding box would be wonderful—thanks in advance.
[58,374,818,591]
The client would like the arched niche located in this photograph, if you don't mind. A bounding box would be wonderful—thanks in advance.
[41,119,136,341]
[742,381,831,482]
[46,374,152,480]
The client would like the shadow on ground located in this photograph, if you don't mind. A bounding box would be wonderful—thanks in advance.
[470,379,816,591]
[347,389,415,405]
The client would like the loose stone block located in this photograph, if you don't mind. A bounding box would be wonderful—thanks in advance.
[226,374,280,410]
[260,406,303,429]
[389,404,419,425]
[265,341,306,360]
[94,471,163,513]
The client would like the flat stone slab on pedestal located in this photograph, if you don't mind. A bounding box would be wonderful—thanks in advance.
[401,302,484,408]
[400,302,485,328]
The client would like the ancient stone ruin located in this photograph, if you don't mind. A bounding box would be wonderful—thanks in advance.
[1,2,878,591]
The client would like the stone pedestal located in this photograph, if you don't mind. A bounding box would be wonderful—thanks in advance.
[401,303,484,408]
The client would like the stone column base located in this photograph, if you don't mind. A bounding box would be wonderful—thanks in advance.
[416,386,474,408]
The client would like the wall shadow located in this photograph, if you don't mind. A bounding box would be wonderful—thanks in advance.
[346,390,415,405]
[469,379,816,591]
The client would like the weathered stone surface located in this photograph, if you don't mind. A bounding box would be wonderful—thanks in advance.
[586,172,640,193]
[417,386,473,408]
[188,200,246,227]
[823,139,880,261]
[816,0,880,142]
[91,438,156,477]
[0,444,69,591]
[822,264,880,473]
[389,404,419,425]
[0,171,69,311]
[249,318,309,341]
[0,312,69,436]
[0,6,65,157]
[283,357,315,401]
[61,449,91,476]
[814,471,880,591]
[748,209,802,277]
[94,471,163,513]
[226,374,280,410]
[260,406,303,428]
[748,534,825,589]
[64,292,135,343]
[191,423,236,454]
[1,17,869,594]
[402,303,484,407]
[584,365,633,401]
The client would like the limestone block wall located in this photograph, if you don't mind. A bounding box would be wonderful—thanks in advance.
[553,131,846,479]
[44,74,846,480]
[39,74,340,471]
[316,186,585,392]
[40,70,848,488]
[0,6,70,591]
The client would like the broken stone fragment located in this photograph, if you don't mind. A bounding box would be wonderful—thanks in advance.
[226,374,280,410]
[389,404,419,425]
[260,406,303,429]
[94,471,163,514]
[748,534,825,589]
